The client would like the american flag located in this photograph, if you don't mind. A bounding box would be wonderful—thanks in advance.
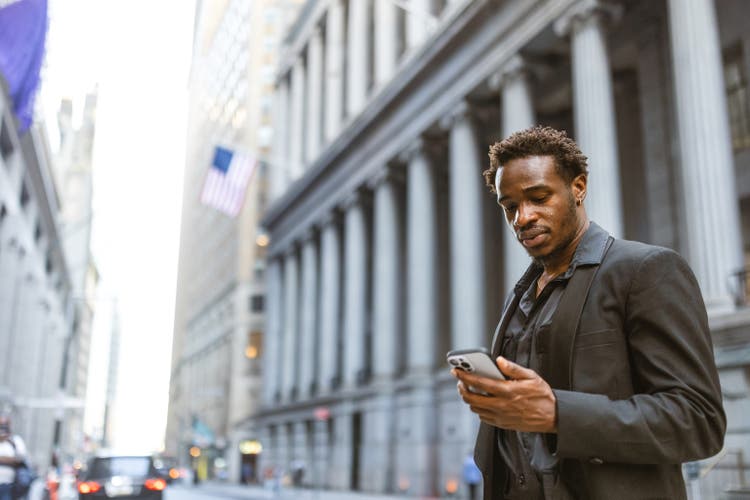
[200,146,257,217]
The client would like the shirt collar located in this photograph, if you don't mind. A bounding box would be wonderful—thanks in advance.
[513,221,611,295]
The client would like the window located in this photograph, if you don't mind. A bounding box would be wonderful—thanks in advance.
[724,43,750,150]
[0,117,13,160]
[20,181,30,207]
[245,331,262,359]
[245,331,263,376]
[249,294,265,313]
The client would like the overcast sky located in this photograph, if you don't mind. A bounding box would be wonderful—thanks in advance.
[40,0,196,452]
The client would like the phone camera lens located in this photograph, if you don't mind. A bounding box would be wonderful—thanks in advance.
[460,362,471,370]
[449,359,459,366]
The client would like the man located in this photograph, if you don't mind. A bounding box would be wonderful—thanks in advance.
[0,416,26,500]
[451,126,725,499]
[462,451,481,500]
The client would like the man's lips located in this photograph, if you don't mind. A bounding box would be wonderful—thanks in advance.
[517,228,548,247]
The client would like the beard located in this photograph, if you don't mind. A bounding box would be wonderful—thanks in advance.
[531,191,580,267]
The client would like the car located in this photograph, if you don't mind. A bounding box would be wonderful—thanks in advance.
[77,454,166,499]
[152,456,180,484]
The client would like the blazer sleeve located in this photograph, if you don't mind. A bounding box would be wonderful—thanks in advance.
[552,247,726,464]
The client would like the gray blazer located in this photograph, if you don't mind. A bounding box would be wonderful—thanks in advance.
[474,223,725,500]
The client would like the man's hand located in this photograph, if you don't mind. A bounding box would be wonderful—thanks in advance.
[451,356,558,433]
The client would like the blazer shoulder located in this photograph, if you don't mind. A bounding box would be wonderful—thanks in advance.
[605,238,684,266]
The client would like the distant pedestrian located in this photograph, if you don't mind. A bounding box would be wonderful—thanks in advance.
[241,462,253,484]
[0,416,28,500]
[462,452,481,500]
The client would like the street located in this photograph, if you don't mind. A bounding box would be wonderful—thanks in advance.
[166,484,267,499]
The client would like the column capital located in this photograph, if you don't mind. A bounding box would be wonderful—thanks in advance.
[367,165,405,190]
[488,55,532,91]
[301,226,318,243]
[319,209,342,228]
[554,0,622,37]
[340,188,371,211]
[398,137,427,163]
[439,100,472,131]
[284,242,300,258]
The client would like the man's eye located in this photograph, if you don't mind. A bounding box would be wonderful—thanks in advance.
[502,204,517,214]
[532,195,549,204]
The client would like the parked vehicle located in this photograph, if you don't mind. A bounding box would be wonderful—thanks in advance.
[77,454,166,499]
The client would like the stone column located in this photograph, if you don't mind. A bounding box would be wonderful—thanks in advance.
[404,140,438,374]
[361,394,396,494]
[281,247,300,401]
[346,0,369,117]
[299,230,319,399]
[289,58,306,179]
[292,421,308,482]
[555,0,624,237]
[342,191,369,387]
[264,258,283,405]
[306,28,324,163]
[276,423,290,474]
[374,0,398,87]
[442,102,486,349]
[271,78,290,199]
[668,0,743,312]
[318,212,341,394]
[313,418,331,487]
[0,232,24,370]
[325,0,345,142]
[496,56,534,292]
[369,168,402,382]
[1,241,28,388]
[328,404,354,489]
[406,0,431,51]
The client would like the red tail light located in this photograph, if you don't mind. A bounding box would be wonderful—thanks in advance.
[78,481,102,494]
[144,478,167,491]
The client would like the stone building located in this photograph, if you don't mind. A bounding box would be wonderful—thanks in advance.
[259,0,750,497]
[0,78,74,472]
[166,0,304,483]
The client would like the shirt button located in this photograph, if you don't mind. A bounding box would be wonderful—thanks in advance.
[589,457,604,465]
[518,473,526,485]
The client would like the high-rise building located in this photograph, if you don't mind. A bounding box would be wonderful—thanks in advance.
[166,0,303,484]
[53,92,99,463]
[260,0,750,497]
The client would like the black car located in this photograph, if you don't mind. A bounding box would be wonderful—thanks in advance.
[78,455,166,499]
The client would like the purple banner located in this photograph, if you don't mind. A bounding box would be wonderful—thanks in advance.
[0,0,48,132]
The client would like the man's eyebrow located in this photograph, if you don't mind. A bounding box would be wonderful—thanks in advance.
[498,184,550,204]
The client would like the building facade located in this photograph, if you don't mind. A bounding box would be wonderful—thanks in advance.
[0,78,75,472]
[53,93,99,463]
[260,0,750,497]
[166,0,303,484]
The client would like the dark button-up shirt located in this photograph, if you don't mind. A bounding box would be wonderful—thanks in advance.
[496,223,603,499]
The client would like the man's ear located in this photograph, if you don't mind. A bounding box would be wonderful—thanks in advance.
[571,174,587,202]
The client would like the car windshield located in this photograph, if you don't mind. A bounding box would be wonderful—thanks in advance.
[88,457,152,477]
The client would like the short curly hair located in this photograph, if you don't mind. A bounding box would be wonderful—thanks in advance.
[483,126,588,193]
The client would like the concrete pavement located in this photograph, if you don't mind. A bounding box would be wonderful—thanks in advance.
[196,481,447,500]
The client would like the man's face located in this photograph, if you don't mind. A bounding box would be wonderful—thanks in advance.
[495,155,585,263]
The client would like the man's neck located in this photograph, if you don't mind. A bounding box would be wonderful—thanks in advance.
[539,219,590,281]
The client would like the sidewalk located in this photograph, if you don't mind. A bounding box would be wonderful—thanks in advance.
[198,481,443,500]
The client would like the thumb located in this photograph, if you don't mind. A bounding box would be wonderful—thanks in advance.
[496,356,537,380]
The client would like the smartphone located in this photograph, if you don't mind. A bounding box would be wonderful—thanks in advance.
[446,347,506,381]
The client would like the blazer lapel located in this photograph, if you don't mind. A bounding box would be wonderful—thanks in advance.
[543,235,613,390]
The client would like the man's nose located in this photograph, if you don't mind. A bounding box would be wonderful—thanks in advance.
[513,202,536,228]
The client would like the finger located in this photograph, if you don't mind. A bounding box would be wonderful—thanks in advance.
[453,367,488,387]
[458,372,505,397]
[496,356,538,380]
